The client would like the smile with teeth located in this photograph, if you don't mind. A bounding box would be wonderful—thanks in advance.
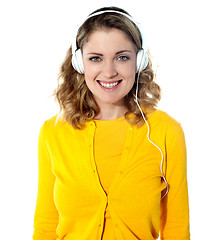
[97,80,122,89]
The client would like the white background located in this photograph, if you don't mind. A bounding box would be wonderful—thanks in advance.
[0,0,223,239]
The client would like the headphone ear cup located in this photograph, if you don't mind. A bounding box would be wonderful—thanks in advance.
[72,49,84,74]
[136,49,148,73]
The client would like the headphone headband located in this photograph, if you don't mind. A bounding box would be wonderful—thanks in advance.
[73,10,146,51]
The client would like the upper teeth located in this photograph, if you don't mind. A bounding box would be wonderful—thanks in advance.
[99,81,119,88]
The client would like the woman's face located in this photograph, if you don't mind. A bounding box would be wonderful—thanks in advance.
[82,28,137,109]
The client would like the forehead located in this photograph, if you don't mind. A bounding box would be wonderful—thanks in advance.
[83,28,136,52]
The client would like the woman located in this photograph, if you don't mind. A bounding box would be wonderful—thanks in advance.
[33,6,190,240]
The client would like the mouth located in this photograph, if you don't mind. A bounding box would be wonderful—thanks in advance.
[97,80,122,89]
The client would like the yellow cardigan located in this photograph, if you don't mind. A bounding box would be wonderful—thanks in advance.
[33,110,190,240]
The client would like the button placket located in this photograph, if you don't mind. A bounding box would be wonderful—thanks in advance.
[107,125,134,195]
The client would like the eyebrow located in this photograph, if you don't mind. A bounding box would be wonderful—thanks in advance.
[87,50,132,56]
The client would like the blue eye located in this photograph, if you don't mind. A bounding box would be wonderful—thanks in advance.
[118,56,129,61]
[89,56,101,62]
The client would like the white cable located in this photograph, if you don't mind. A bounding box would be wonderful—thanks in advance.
[135,72,169,200]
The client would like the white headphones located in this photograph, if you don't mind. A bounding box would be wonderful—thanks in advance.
[71,10,149,74]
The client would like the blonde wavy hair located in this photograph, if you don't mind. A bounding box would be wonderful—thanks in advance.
[54,6,161,129]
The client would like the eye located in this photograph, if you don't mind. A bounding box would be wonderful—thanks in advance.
[89,56,102,62]
[118,55,130,61]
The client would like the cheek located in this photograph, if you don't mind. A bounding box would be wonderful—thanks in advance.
[117,59,136,73]
[84,64,100,81]
[122,63,136,83]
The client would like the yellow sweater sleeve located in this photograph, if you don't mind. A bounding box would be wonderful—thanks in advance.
[33,122,59,240]
[160,122,190,240]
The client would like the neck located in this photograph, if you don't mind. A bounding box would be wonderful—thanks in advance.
[94,104,128,121]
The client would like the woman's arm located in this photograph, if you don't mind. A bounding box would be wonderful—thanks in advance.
[33,123,59,240]
[160,123,190,240]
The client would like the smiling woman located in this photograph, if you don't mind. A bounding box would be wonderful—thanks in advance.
[54,7,159,128]
[33,6,190,240]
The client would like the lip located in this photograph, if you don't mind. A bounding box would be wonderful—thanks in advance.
[97,80,122,91]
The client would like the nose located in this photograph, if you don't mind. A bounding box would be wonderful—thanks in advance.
[102,60,118,79]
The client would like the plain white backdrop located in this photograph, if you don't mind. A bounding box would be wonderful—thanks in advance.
[0,0,223,239]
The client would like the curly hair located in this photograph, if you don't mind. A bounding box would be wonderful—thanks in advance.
[54,6,161,129]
